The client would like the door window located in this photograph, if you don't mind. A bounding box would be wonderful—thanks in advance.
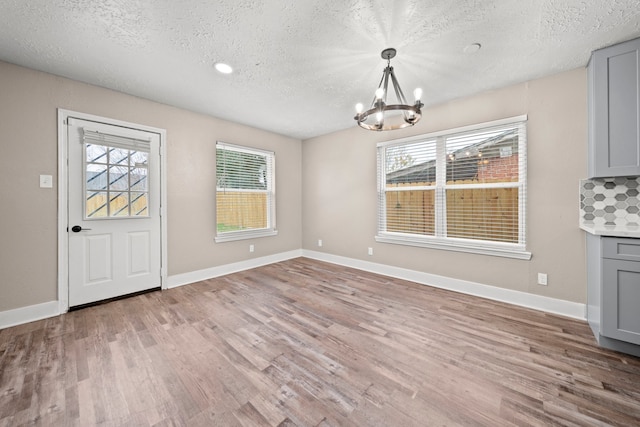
[83,130,150,219]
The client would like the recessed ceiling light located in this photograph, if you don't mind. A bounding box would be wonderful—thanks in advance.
[215,62,233,74]
[463,43,482,54]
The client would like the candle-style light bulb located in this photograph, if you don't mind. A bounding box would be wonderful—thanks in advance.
[413,87,423,102]
[355,103,364,114]
[376,111,384,122]
[375,88,385,100]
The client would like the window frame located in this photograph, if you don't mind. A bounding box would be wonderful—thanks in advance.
[215,142,277,243]
[375,115,531,260]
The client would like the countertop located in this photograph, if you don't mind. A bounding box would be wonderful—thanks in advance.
[580,223,640,238]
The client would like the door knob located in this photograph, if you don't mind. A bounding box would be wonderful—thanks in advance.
[71,225,92,232]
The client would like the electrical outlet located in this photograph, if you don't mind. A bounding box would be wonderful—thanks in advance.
[39,174,53,188]
[368,247,373,256]
[318,239,323,247]
[537,273,548,286]
[249,244,255,253]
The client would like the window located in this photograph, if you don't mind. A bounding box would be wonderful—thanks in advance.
[83,129,150,219]
[376,116,530,259]
[215,142,277,242]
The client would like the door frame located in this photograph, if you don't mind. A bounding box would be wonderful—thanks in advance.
[57,109,168,313]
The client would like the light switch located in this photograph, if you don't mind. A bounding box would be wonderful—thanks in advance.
[40,175,53,188]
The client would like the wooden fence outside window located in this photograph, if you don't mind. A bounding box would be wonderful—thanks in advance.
[385,180,518,243]
[216,192,267,232]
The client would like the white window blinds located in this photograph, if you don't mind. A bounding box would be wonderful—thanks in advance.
[377,116,529,259]
[83,129,151,152]
[215,142,277,242]
[383,137,438,236]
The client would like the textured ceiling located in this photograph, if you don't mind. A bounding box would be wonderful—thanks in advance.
[0,0,639,140]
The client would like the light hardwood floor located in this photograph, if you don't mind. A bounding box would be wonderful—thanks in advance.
[1,257,639,426]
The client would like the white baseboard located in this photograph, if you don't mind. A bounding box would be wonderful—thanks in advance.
[302,250,586,320]
[2,248,585,330]
[2,251,303,330]
[0,301,60,330]
[166,249,303,289]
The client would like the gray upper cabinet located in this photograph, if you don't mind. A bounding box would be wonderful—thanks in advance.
[588,37,640,178]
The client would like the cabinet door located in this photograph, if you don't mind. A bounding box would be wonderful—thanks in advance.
[602,259,640,344]
[589,37,640,178]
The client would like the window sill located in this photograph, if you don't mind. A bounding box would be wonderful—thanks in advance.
[375,233,532,260]
[215,229,278,243]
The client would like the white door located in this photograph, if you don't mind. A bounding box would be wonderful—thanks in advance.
[67,117,161,307]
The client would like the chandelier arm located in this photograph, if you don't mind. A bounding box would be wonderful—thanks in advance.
[377,66,392,128]
[381,66,391,104]
[388,67,413,122]
[388,67,408,104]
[370,70,387,109]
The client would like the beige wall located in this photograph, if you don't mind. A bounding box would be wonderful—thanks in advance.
[0,60,588,314]
[302,68,588,303]
[0,60,302,312]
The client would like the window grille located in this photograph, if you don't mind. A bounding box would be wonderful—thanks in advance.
[83,129,150,219]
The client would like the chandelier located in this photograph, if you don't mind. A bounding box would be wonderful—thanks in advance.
[354,48,423,131]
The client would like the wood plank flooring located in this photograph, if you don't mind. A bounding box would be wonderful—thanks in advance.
[1,257,640,426]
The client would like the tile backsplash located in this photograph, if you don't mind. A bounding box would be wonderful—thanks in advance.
[580,177,640,226]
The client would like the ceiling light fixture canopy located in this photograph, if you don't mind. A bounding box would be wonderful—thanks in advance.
[354,48,423,131]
